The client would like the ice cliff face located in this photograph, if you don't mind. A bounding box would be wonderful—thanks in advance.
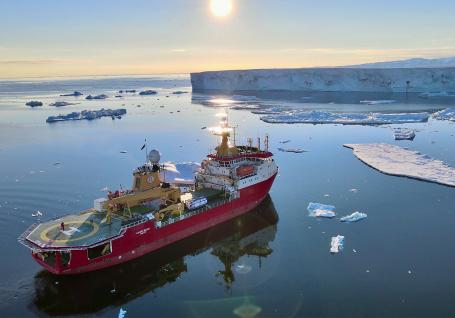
[191,68,455,92]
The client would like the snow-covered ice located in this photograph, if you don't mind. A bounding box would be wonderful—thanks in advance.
[394,128,416,140]
[261,111,429,125]
[307,202,336,218]
[432,108,455,122]
[340,212,367,223]
[330,235,345,253]
[344,143,455,187]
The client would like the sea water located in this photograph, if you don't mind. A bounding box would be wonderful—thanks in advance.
[1,75,455,317]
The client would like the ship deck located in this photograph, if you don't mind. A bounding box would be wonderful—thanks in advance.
[26,209,123,249]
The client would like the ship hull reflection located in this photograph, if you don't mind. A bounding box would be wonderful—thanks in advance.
[32,195,279,316]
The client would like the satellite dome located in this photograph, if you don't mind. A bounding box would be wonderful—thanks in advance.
[147,149,161,164]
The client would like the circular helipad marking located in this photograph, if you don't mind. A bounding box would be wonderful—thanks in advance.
[40,221,99,243]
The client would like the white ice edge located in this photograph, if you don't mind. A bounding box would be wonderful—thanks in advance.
[344,143,455,187]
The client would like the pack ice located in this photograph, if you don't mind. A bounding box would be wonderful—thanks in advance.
[260,111,429,125]
[344,144,455,187]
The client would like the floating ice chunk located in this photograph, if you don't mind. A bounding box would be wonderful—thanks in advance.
[394,128,416,140]
[279,139,291,144]
[344,143,455,187]
[308,202,336,218]
[360,100,397,105]
[349,188,359,193]
[118,308,127,318]
[120,150,128,154]
[261,111,429,125]
[231,104,262,110]
[25,101,43,107]
[340,211,367,223]
[278,148,307,153]
[32,210,43,217]
[330,235,345,253]
[252,107,289,115]
[432,108,455,121]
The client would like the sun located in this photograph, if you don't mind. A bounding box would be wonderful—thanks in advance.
[210,0,233,18]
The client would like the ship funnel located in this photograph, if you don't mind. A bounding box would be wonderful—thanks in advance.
[147,149,161,164]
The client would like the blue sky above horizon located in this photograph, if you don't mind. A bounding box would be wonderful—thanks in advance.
[1,0,455,78]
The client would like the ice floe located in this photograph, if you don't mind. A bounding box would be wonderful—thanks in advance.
[85,94,108,100]
[344,143,455,187]
[394,128,416,140]
[360,100,397,105]
[432,108,455,121]
[261,111,429,125]
[32,210,43,217]
[307,202,336,218]
[49,101,77,107]
[139,90,158,95]
[60,91,83,97]
[278,148,307,153]
[46,108,126,123]
[330,235,345,253]
[340,211,367,223]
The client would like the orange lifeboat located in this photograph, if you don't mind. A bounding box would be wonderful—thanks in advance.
[236,165,254,177]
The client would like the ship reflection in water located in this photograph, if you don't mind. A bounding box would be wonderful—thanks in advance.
[32,195,279,316]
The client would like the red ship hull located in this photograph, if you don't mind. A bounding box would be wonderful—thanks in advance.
[32,172,277,275]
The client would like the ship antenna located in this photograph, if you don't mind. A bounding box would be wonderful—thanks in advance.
[144,138,148,163]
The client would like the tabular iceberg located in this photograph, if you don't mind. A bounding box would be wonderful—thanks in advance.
[344,143,455,187]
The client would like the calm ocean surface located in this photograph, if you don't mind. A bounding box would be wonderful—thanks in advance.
[0,75,455,317]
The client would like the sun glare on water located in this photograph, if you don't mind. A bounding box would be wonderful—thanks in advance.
[210,0,233,18]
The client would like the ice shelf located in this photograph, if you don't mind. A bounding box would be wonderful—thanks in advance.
[191,68,455,92]
[344,143,455,187]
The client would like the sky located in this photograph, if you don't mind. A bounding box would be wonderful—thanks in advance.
[1,0,455,78]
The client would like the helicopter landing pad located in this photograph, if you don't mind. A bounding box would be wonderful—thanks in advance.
[26,210,123,248]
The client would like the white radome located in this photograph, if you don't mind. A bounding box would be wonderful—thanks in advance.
[148,149,161,164]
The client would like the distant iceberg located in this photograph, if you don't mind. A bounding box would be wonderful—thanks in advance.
[49,101,76,107]
[25,101,43,107]
[60,91,83,97]
[344,143,455,187]
[86,94,108,100]
[46,108,126,123]
[432,108,455,121]
[139,90,158,95]
[261,110,429,125]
